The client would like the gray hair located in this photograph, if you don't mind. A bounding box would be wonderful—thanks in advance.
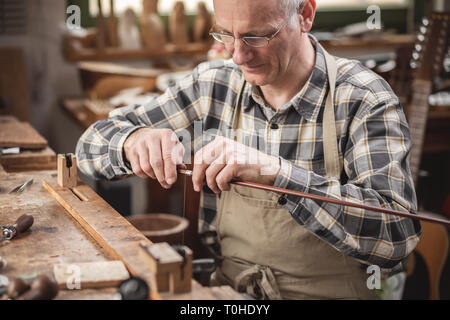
[278,0,305,27]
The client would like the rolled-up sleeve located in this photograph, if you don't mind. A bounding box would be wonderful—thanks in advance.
[76,67,203,180]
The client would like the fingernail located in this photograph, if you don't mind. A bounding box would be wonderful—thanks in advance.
[167,178,174,184]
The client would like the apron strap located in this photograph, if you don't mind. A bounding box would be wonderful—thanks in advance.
[322,49,341,179]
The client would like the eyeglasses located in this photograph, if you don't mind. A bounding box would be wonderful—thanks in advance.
[209,18,290,48]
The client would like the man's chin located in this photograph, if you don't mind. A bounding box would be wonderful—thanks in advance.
[242,71,269,87]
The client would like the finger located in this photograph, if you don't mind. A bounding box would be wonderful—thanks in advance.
[139,145,156,179]
[205,153,226,194]
[171,139,186,166]
[148,136,170,189]
[128,149,147,179]
[216,164,235,192]
[192,139,223,192]
[162,132,182,185]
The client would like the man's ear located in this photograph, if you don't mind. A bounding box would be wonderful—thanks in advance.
[299,0,316,33]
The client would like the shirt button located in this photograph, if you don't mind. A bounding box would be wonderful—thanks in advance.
[278,196,287,205]
[270,123,279,130]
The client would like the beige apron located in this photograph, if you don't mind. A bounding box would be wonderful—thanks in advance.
[211,50,375,300]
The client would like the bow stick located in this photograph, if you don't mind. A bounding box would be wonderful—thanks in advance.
[178,169,450,227]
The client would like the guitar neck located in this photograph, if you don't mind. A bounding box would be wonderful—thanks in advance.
[408,80,433,184]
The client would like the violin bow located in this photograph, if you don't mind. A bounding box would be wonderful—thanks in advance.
[178,169,450,227]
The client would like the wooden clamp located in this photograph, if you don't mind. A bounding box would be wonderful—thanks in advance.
[139,241,192,294]
[57,153,77,188]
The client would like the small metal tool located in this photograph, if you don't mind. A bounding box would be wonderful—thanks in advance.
[0,256,7,270]
[8,178,33,194]
[1,214,34,241]
[0,147,20,156]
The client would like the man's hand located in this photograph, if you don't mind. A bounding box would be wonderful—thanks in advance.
[124,128,185,189]
[192,136,281,193]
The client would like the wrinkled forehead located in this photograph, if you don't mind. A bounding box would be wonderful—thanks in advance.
[213,0,284,31]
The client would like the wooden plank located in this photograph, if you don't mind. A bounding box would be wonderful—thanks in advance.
[53,261,130,289]
[0,122,48,149]
[42,177,244,300]
[42,178,161,299]
[0,171,117,299]
[0,147,56,172]
[63,42,210,62]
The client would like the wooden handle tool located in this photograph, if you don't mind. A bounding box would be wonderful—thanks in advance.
[1,214,34,241]
[20,275,59,300]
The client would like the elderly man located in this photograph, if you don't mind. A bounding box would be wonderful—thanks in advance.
[76,0,421,299]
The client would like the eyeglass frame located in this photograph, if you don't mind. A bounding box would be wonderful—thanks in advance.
[209,17,292,48]
[209,0,306,48]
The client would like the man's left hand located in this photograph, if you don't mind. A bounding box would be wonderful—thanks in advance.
[192,136,281,193]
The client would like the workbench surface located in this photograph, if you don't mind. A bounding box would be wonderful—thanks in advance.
[0,170,243,300]
[0,170,118,299]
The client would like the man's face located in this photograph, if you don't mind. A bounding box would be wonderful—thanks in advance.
[213,0,301,87]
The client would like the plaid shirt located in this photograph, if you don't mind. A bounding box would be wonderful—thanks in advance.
[76,36,421,269]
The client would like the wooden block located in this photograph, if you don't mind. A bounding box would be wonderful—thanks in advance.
[0,147,56,172]
[139,242,192,294]
[0,122,47,149]
[170,246,192,294]
[57,154,77,188]
[53,260,130,289]
[139,242,183,293]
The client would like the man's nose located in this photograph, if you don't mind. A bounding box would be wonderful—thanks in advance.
[230,39,254,66]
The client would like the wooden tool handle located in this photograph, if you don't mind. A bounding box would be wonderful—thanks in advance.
[20,275,58,300]
[13,214,34,234]
[7,277,30,299]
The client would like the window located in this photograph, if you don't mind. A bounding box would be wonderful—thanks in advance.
[89,0,410,16]
[317,0,410,9]
[89,0,214,16]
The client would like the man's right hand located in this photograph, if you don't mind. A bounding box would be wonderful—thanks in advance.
[124,128,185,189]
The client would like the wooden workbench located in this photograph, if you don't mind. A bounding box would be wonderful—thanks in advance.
[0,169,243,300]
[0,116,57,172]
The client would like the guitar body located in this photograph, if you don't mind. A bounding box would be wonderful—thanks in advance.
[404,221,449,299]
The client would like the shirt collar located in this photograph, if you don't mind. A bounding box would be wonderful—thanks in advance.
[242,35,330,122]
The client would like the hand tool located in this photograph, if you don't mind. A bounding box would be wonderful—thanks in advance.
[178,169,450,227]
[8,178,33,194]
[0,147,20,156]
[0,257,6,270]
[1,214,34,242]
[17,275,59,300]
[7,277,31,299]
[119,277,149,300]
